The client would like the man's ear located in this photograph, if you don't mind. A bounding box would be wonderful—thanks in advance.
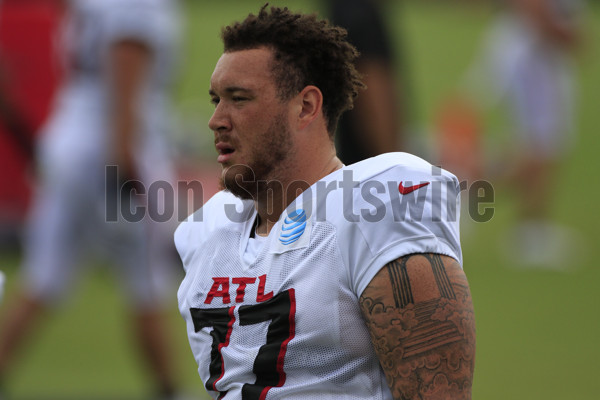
[297,85,323,130]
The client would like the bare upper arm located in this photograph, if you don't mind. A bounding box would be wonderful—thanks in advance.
[109,39,152,110]
[107,39,153,177]
[359,253,475,400]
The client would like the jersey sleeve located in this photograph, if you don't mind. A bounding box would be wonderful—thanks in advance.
[173,214,195,274]
[335,155,463,297]
[174,191,251,274]
[103,0,178,49]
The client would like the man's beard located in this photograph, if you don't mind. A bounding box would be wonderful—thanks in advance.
[219,113,294,201]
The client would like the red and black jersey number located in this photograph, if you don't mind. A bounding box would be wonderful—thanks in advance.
[190,289,296,400]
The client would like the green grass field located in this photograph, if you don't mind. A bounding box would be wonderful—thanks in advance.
[1,1,599,398]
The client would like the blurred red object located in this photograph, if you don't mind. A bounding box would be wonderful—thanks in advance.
[0,0,65,230]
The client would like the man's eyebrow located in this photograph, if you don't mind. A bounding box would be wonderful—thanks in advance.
[209,87,253,96]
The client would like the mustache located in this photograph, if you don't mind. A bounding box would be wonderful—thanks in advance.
[214,134,236,146]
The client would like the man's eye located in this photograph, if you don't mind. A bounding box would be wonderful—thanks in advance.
[232,96,248,102]
[210,98,220,105]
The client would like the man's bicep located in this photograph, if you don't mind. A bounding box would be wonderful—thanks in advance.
[359,253,475,400]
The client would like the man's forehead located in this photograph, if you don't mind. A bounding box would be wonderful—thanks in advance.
[210,48,275,91]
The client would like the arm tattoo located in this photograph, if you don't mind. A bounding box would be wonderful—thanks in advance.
[360,254,476,400]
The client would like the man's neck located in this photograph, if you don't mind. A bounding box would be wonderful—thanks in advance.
[253,155,343,236]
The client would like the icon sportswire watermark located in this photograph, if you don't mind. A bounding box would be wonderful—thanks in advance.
[105,165,494,224]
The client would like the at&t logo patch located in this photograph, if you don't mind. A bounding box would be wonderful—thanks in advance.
[279,209,307,245]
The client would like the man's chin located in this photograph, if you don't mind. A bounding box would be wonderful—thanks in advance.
[220,164,257,200]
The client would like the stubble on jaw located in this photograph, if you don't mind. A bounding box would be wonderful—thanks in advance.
[219,112,295,201]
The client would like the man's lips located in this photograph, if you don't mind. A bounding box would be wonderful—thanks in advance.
[215,142,235,163]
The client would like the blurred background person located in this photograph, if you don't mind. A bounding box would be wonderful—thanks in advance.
[0,0,184,398]
[326,0,407,164]
[438,0,584,267]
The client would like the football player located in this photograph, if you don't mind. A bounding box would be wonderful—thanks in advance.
[176,5,476,399]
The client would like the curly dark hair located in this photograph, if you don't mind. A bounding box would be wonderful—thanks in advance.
[221,4,365,136]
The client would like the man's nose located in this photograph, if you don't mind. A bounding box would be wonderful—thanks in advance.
[208,103,231,132]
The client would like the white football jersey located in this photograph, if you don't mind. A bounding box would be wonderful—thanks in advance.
[176,153,463,399]
[39,0,180,177]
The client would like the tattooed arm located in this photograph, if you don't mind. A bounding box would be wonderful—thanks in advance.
[359,253,475,400]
